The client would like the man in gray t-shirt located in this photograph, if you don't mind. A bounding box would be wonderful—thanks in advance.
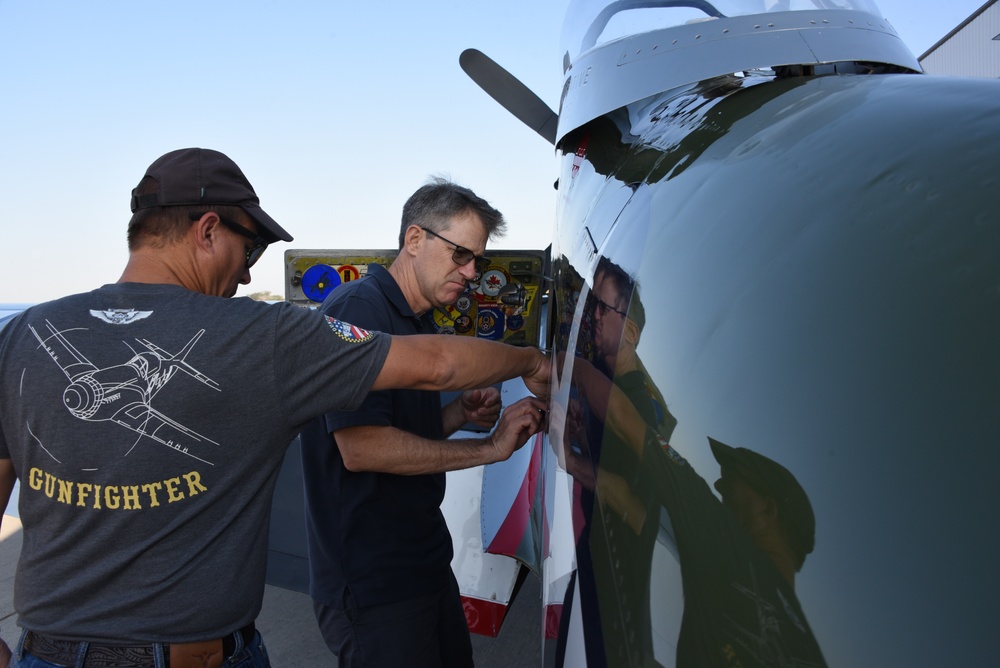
[0,148,548,668]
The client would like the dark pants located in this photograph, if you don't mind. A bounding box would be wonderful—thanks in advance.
[312,572,473,668]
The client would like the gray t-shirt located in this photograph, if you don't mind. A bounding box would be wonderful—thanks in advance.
[0,283,390,643]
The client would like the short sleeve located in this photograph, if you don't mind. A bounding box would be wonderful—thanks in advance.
[269,302,391,431]
[321,292,397,434]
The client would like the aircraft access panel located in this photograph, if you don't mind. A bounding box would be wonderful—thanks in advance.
[284,249,545,347]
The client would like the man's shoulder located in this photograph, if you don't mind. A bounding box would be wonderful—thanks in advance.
[321,275,399,328]
[17,285,292,333]
[4,288,119,329]
[325,273,385,305]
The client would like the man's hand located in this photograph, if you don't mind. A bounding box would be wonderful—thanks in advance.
[522,349,551,400]
[486,396,548,462]
[460,388,502,429]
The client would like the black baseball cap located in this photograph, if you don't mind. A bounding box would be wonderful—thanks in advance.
[709,437,816,559]
[130,148,293,243]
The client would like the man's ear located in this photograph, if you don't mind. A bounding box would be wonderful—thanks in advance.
[624,317,641,347]
[402,224,423,256]
[189,212,222,253]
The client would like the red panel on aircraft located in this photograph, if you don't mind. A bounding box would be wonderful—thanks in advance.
[462,595,509,637]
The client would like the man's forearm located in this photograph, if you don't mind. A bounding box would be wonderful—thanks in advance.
[441,397,467,437]
[338,395,545,475]
[337,425,498,475]
[373,335,548,396]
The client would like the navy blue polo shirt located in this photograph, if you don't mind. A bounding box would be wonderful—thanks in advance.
[300,264,452,609]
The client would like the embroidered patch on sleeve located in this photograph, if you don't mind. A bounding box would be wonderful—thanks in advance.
[324,316,375,343]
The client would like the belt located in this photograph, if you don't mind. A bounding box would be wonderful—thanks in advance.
[23,623,256,668]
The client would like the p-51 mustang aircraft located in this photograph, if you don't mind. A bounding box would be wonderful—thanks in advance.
[454,0,1000,666]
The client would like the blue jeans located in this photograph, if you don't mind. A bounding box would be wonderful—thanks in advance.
[13,629,271,667]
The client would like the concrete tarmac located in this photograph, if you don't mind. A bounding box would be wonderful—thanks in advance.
[0,514,541,666]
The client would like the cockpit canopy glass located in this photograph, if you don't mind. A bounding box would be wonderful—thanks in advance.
[560,0,885,67]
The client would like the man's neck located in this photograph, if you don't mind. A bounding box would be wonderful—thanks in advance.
[118,249,198,293]
[614,346,640,376]
[387,255,431,316]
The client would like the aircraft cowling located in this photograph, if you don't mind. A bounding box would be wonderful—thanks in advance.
[545,71,1000,667]
[62,374,105,420]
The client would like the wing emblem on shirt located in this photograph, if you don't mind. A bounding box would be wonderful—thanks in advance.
[90,308,154,325]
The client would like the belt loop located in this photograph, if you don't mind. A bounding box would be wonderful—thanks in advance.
[152,641,168,668]
[74,640,90,668]
[229,627,246,657]
[14,629,28,662]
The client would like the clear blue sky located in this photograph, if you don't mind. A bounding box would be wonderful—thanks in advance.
[0,0,987,301]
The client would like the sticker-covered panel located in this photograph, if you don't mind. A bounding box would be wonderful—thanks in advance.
[284,249,545,347]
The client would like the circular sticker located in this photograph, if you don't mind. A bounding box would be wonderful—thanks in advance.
[338,264,361,283]
[455,314,473,333]
[481,269,508,297]
[456,295,472,312]
[302,264,342,303]
[476,306,505,340]
[506,314,524,331]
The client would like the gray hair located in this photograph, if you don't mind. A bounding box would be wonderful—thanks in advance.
[398,177,506,249]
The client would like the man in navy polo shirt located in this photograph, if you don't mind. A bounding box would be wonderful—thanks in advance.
[299,178,545,667]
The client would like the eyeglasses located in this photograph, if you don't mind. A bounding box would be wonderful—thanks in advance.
[420,227,487,267]
[190,212,268,268]
[593,295,627,318]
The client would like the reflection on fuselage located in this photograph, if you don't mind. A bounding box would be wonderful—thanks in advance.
[552,253,824,667]
[544,69,1000,667]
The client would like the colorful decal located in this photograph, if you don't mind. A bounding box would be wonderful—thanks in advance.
[522,285,538,316]
[505,314,524,331]
[456,295,472,312]
[433,304,461,330]
[337,264,361,283]
[324,317,375,343]
[480,269,508,297]
[455,314,474,334]
[477,307,505,340]
[302,264,341,303]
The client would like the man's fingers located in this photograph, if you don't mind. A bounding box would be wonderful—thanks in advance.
[502,399,546,439]
[481,386,501,404]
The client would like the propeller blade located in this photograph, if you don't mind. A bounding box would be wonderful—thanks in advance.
[460,48,558,145]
